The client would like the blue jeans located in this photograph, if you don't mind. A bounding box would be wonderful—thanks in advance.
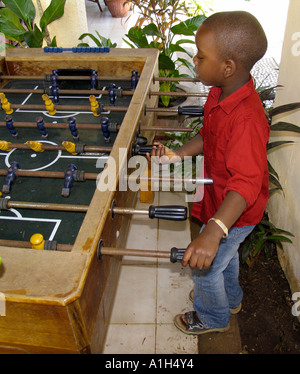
[192,225,255,328]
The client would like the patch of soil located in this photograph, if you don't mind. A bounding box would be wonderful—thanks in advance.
[238,245,300,354]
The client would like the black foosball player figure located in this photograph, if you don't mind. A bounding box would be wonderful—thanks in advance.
[131,70,139,90]
[90,70,98,90]
[5,115,18,138]
[61,163,77,197]
[51,70,58,86]
[68,117,79,141]
[2,161,19,194]
[36,117,48,138]
[108,83,116,105]
[100,117,111,143]
[51,83,59,104]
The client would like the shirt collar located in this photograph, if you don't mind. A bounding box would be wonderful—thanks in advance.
[209,75,255,114]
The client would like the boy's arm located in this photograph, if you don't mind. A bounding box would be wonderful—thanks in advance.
[182,191,246,270]
[176,132,204,159]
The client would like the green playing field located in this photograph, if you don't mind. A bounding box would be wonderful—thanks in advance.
[0,74,132,245]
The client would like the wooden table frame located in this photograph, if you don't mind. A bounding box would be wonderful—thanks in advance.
[0,48,159,353]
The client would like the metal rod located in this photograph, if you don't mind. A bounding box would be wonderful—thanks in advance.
[0,168,212,184]
[155,77,201,82]
[0,239,72,252]
[127,175,213,185]
[1,142,112,153]
[0,121,193,133]
[0,169,98,180]
[10,103,127,112]
[141,126,194,132]
[150,91,207,97]
[0,239,171,258]
[5,200,89,212]
[1,74,200,83]
[0,88,134,96]
[1,87,207,98]
[8,103,182,115]
[2,200,149,216]
[112,207,148,216]
[0,121,104,130]
[101,247,170,259]
[1,75,125,81]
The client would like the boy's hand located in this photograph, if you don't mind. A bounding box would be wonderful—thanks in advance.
[146,142,181,164]
[182,226,223,270]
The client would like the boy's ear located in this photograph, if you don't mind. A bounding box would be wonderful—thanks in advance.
[223,59,236,78]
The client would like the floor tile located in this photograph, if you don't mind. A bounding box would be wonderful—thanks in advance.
[155,324,198,354]
[110,264,157,324]
[157,262,194,324]
[103,324,156,354]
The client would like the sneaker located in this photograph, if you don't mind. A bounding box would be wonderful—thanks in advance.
[174,311,230,335]
[189,290,242,314]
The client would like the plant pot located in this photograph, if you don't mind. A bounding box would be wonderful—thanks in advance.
[106,0,131,18]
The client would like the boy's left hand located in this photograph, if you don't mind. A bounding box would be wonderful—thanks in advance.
[182,228,222,270]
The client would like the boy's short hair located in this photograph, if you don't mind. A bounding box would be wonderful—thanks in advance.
[203,11,268,71]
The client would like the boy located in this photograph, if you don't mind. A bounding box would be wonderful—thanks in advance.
[147,11,270,334]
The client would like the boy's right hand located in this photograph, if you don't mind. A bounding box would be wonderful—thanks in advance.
[146,142,181,164]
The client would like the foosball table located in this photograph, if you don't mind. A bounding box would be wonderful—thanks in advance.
[0,48,208,354]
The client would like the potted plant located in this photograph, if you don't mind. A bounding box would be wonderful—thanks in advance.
[123,0,206,106]
[106,0,131,18]
[0,0,66,48]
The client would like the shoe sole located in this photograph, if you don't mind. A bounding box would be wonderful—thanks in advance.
[174,314,230,335]
[189,290,242,314]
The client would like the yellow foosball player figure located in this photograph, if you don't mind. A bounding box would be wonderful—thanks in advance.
[30,233,45,250]
[89,95,100,116]
[26,141,44,153]
[0,97,13,115]
[62,141,78,155]
[0,141,12,152]
[42,94,56,115]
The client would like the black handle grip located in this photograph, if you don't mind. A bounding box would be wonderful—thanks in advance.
[149,205,187,221]
[170,247,186,263]
[134,144,155,156]
[178,105,204,116]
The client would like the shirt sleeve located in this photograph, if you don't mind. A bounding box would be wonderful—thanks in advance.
[223,114,269,207]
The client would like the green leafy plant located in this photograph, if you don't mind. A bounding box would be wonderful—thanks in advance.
[77,31,117,48]
[267,101,300,194]
[0,0,66,48]
[123,0,206,106]
[240,91,300,266]
[241,214,294,268]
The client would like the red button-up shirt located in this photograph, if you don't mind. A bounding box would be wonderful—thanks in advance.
[191,77,270,227]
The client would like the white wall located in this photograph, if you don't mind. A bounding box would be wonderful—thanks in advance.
[33,0,89,47]
[267,0,300,294]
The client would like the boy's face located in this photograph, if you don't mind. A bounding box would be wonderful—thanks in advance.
[193,25,226,87]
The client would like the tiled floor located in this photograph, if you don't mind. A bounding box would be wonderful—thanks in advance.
[103,191,198,354]
[84,0,288,354]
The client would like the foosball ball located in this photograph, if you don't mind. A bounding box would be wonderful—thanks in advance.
[0,48,208,354]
